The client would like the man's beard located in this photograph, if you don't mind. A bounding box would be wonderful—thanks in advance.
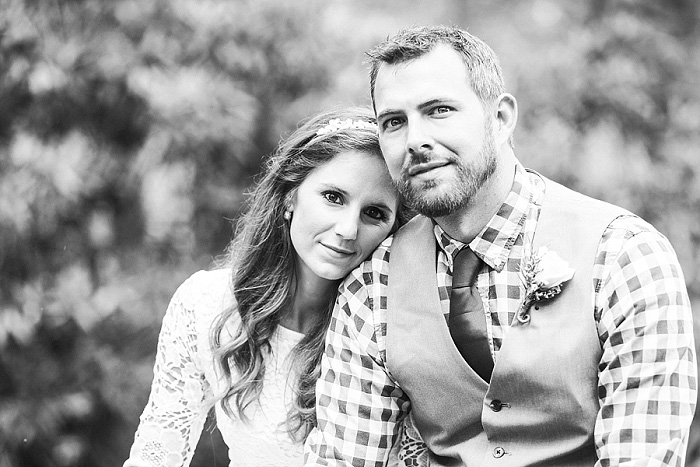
[396,121,498,218]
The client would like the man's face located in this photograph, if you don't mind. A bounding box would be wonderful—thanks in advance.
[374,44,498,218]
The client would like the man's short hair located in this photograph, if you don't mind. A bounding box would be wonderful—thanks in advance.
[367,25,506,108]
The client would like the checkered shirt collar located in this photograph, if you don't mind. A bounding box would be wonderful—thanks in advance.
[433,163,537,273]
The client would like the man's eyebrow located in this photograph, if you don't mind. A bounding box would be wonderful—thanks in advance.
[418,98,448,110]
[377,98,452,121]
[376,109,402,121]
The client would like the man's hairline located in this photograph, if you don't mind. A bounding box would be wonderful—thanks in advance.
[370,54,494,117]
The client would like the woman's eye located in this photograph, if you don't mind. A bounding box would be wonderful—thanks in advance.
[323,192,342,204]
[364,207,386,221]
[434,106,451,114]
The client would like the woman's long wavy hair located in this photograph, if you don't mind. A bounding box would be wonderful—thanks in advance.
[211,107,405,442]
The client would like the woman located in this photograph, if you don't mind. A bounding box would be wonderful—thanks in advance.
[123,108,424,466]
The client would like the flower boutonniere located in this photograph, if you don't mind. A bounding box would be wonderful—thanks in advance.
[517,246,575,323]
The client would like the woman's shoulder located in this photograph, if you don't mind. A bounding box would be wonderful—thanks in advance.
[171,268,236,322]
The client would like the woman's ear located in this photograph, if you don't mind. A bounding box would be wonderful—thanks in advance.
[283,190,297,221]
[284,189,297,213]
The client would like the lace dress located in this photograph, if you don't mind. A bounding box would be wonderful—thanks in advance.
[124,269,306,466]
[124,269,429,467]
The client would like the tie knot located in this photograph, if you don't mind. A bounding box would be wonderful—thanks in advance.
[452,247,482,288]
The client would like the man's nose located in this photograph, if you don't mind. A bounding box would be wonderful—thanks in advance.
[405,119,433,155]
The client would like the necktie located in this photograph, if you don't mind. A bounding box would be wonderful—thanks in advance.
[448,247,494,381]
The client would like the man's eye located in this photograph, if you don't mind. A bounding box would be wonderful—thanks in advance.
[384,117,403,129]
[435,106,451,114]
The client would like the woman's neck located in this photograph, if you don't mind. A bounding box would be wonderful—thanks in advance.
[280,276,339,334]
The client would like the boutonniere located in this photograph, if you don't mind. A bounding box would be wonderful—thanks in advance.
[517,246,575,323]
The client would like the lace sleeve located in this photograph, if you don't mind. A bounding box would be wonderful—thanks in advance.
[124,276,214,467]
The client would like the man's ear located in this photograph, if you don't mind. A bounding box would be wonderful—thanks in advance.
[494,93,517,147]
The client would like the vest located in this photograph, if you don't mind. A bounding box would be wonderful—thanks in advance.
[386,176,630,466]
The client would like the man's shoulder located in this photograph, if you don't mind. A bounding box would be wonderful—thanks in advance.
[341,215,437,294]
[357,215,434,273]
[543,177,662,240]
[371,234,395,264]
[341,235,394,290]
[539,174,631,217]
[605,213,672,253]
[538,174,674,257]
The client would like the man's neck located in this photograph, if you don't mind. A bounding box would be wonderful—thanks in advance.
[435,156,517,244]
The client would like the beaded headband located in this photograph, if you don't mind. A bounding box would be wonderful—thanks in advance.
[316,118,378,136]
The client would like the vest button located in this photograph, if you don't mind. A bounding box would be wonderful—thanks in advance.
[493,446,506,458]
[489,399,503,412]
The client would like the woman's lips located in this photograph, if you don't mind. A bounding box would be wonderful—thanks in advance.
[322,243,354,256]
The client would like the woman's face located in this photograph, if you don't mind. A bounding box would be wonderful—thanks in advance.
[289,150,398,284]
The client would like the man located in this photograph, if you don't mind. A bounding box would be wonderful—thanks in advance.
[305,25,696,466]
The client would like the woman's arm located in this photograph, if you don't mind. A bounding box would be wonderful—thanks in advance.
[124,275,214,467]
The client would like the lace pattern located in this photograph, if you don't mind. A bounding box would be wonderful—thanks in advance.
[396,414,430,466]
[124,269,305,466]
[124,269,428,466]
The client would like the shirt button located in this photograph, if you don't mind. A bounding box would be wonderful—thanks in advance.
[489,399,503,412]
[493,446,506,458]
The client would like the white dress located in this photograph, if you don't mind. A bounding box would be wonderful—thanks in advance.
[123,269,306,467]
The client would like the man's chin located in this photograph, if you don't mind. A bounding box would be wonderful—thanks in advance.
[416,203,462,218]
[406,191,467,218]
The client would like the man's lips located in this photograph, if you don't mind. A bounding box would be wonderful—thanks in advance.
[407,160,450,176]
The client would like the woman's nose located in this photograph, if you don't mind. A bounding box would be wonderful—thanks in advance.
[334,214,359,240]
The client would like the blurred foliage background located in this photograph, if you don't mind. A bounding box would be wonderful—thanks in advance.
[1,0,699,466]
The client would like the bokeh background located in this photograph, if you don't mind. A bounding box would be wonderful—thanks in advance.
[1,0,699,466]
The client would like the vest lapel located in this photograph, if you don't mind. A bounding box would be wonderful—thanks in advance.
[387,215,488,463]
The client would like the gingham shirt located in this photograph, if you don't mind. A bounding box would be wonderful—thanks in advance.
[304,164,697,467]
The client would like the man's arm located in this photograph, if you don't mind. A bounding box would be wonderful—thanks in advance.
[595,218,697,466]
[305,254,409,466]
